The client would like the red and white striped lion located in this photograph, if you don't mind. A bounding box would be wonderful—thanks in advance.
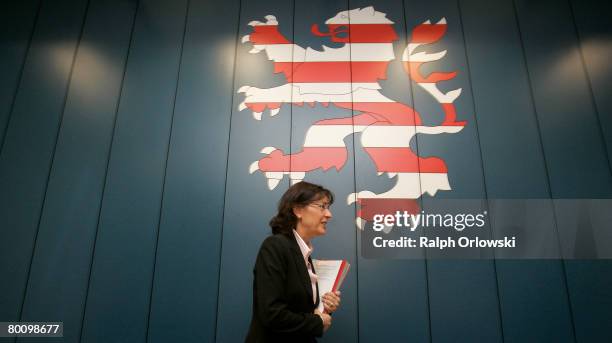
[238,6,466,229]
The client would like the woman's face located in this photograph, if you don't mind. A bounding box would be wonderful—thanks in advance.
[294,196,333,240]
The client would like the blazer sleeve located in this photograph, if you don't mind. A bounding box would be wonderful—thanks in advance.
[254,237,324,337]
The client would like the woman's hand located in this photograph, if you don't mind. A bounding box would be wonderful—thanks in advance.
[322,291,341,314]
[314,309,332,332]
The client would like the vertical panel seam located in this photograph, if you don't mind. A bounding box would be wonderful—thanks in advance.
[145,0,191,341]
[566,0,612,177]
[288,0,295,183]
[510,0,577,342]
[78,0,141,340]
[347,1,359,342]
[17,0,92,333]
[455,0,504,342]
[403,0,432,341]
[213,0,242,339]
[0,0,43,159]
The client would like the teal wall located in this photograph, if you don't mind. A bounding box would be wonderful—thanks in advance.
[0,0,610,342]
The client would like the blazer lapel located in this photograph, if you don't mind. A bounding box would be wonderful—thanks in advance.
[309,256,320,308]
[287,233,314,304]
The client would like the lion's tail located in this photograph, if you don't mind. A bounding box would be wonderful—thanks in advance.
[402,18,465,126]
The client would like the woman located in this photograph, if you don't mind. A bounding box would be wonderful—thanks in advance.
[246,181,342,342]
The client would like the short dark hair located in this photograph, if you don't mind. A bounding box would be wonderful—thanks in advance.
[269,181,334,235]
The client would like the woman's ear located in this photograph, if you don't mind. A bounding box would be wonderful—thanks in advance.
[293,206,303,219]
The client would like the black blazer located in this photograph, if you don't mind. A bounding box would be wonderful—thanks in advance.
[245,233,323,343]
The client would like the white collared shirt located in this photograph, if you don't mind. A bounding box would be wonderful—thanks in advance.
[293,230,318,304]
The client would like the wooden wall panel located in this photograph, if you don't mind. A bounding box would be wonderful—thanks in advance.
[0,0,89,324]
[563,4,612,340]
[17,1,138,343]
[459,0,574,341]
[147,0,239,341]
[0,0,40,146]
[517,1,612,341]
[215,0,294,341]
[514,0,612,198]
[570,0,612,167]
[351,1,431,342]
[406,0,502,342]
[290,1,359,341]
[79,0,188,341]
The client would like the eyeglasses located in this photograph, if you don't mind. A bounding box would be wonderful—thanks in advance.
[308,203,331,211]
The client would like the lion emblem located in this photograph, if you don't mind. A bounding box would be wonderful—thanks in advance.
[238,6,466,229]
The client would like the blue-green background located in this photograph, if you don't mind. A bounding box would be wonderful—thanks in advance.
[0,0,610,342]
